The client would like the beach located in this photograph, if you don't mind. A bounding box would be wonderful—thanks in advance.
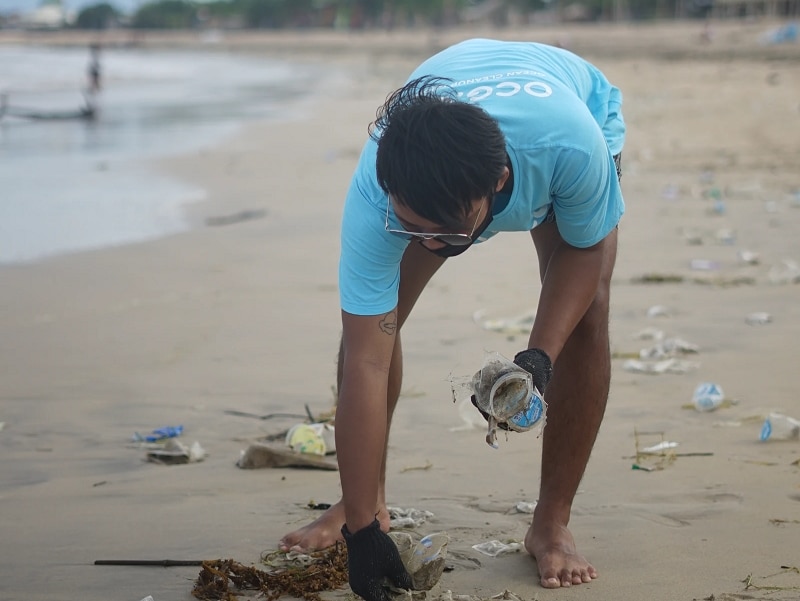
[1,20,799,601]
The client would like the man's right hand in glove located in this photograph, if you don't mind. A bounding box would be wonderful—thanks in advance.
[342,518,413,601]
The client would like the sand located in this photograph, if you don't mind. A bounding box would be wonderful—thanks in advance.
[1,19,800,601]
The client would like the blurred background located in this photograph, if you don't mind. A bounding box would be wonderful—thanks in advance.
[1,0,797,264]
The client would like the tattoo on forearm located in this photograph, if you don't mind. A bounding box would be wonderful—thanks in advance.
[379,311,397,335]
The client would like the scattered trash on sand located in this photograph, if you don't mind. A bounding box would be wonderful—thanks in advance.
[437,590,526,601]
[629,428,713,472]
[472,309,535,336]
[760,413,800,441]
[622,358,699,375]
[631,273,756,287]
[768,259,800,284]
[745,312,772,325]
[692,382,725,412]
[133,425,183,443]
[237,442,338,470]
[146,439,206,465]
[194,547,349,601]
[204,208,267,227]
[389,531,450,591]
[646,304,672,318]
[471,540,524,557]
[631,431,678,471]
[285,422,336,456]
[389,506,435,529]
[512,501,537,514]
[738,249,760,265]
[638,337,699,360]
[690,258,721,271]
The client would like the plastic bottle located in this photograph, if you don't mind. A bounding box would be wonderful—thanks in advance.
[692,382,725,412]
[759,413,800,441]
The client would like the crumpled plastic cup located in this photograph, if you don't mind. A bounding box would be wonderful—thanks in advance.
[285,423,336,456]
[388,531,450,591]
[692,382,724,412]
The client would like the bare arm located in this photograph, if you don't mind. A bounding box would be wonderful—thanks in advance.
[529,235,610,363]
[336,308,398,533]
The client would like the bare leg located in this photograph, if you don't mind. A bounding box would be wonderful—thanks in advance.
[524,224,617,587]
[279,242,445,551]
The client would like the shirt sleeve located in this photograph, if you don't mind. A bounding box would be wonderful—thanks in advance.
[338,146,408,316]
[549,136,624,248]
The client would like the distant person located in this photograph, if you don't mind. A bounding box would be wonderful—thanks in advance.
[87,44,102,94]
[278,38,625,595]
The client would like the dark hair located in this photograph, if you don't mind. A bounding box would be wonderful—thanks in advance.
[370,75,507,227]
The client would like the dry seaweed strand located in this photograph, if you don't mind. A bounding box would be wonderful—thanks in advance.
[192,544,349,601]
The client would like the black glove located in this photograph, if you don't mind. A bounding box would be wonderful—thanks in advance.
[342,518,413,601]
[513,347,553,394]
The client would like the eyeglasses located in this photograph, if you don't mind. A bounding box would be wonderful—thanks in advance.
[385,198,488,247]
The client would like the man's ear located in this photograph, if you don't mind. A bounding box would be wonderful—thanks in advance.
[495,166,511,192]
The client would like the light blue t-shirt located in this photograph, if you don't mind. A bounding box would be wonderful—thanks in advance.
[340,38,626,316]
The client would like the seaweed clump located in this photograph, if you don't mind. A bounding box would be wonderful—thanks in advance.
[192,544,349,601]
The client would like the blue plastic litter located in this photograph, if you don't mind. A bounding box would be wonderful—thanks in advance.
[134,425,184,443]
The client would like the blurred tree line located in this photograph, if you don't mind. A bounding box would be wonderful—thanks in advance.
[72,0,726,30]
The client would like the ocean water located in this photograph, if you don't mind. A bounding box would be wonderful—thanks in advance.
[0,44,325,264]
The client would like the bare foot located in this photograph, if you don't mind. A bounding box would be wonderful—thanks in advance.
[279,501,390,552]
[524,514,598,588]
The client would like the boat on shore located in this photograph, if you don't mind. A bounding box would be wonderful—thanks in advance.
[0,92,97,121]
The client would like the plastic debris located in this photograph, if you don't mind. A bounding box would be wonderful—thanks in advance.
[738,249,760,265]
[146,439,206,465]
[285,423,336,456]
[690,259,721,271]
[472,309,535,335]
[760,413,800,441]
[646,305,672,318]
[745,312,772,325]
[133,425,183,443]
[513,501,537,514]
[622,358,699,374]
[437,590,525,601]
[633,429,679,471]
[389,506,435,529]
[389,531,450,591]
[634,327,665,341]
[715,228,736,244]
[692,382,725,412]
[639,337,699,360]
[237,442,338,470]
[471,540,523,557]
[641,441,679,453]
[768,259,800,284]
[760,22,798,45]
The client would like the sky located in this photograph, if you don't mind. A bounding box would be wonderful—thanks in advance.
[0,0,145,15]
